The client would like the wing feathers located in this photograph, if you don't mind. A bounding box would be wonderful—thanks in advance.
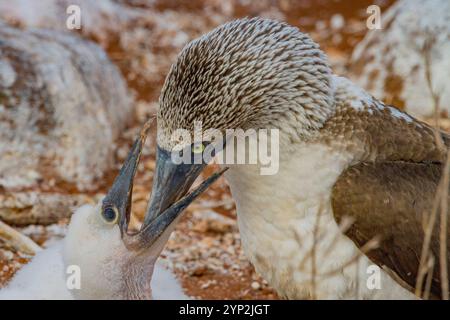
[332,161,449,298]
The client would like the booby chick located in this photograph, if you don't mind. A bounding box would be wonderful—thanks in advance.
[0,122,225,299]
[149,18,450,299]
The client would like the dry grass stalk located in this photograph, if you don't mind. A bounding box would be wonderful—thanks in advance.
[382,266,415,294]
[415,33,449,299]
[309,204,323,300]
[318,236,380,279]
[293,235,380,291]
[321,216,355,259]
[416,180,441,297]
[292,214,359,298]
[439,152,449,299]
[424,256,436,300]
[296,215,354,272]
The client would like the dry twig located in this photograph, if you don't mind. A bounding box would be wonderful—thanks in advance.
[0,220,41,255]
[415,33,449,299]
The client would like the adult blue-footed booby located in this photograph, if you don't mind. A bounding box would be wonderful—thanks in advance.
[0,122,225,299]
[147,18,450,299]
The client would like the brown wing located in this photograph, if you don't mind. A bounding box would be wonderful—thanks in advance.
[331,161,450,298]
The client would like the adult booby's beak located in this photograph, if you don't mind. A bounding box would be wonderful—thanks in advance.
[144,136,227,227]
[137,167,227,249]
[143,146,205,226]
[138,143,227,248]
[102,119,226,251]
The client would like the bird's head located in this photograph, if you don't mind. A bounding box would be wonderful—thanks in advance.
[158,18,333,145]
[144,18,334,224]
[63,121,225,299]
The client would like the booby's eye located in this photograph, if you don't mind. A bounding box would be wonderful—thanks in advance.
[192,143,205,154]
[102,206,119,225]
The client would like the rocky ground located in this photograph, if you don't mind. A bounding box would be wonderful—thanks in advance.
[1,0,448,299]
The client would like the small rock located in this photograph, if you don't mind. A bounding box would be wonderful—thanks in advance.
[0,23,132,191]
[200,279,217,289]
[193,210,234,234]
[0,250,14,261]
[251,281,261,290]
[330,14,344,30]
[117,146,129,161]
[190,265,209,277]
[192,220,209,233]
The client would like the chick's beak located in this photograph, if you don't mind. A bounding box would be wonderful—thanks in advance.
[103,119,227,251]
[102,121,151,234]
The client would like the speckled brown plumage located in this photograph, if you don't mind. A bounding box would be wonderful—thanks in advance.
[319,76,449,164]
[325,84,450,298]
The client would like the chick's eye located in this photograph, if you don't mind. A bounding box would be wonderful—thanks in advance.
[192,143,205,154]
[102,206,119,224]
